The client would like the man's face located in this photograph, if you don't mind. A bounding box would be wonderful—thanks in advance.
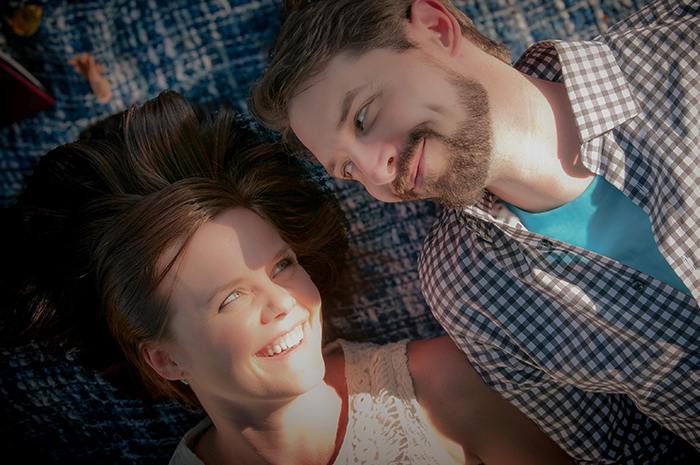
[289,46,494,209]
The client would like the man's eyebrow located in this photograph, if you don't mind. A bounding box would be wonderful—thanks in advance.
[337,86,364,131]
[327,85,365,177]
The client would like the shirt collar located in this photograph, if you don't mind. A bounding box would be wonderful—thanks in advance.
[515,40,641,144]
[463,41,642,225]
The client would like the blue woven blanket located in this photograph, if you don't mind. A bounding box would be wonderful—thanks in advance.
[0,0,650,462]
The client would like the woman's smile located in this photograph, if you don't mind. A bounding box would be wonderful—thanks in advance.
[257,324,305,357]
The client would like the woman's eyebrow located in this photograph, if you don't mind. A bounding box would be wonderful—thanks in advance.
[204,245,293,308]
[205,276,245,309]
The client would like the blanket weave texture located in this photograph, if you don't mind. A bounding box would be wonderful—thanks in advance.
[0,0,650,462]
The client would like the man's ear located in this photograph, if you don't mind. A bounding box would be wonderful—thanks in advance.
[143,345,187,381]
[408,0,461,57]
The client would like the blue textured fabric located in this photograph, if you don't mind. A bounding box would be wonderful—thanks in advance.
[0,0,653,463]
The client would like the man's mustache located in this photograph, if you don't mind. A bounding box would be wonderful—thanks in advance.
[393,123,440,198]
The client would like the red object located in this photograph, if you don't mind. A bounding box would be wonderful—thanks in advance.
[0,55,55,128]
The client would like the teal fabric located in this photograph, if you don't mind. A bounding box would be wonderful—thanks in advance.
[505,176,690,296]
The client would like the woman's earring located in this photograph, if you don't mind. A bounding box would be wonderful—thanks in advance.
[180,378,189,386]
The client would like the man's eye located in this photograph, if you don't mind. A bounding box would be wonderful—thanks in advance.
[221,290,242,309]
[341,161,355,180]
[355,104,368,131]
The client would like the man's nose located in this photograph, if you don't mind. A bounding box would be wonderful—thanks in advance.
[353,141,397,186]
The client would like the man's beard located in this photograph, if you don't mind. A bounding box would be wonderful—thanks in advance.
[391,74,493,210]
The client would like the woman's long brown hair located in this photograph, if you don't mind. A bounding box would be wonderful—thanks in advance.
[1,90,347,408]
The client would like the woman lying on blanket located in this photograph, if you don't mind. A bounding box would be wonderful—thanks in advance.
[5,91,571,465]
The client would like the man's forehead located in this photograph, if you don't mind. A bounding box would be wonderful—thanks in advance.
[287,74,336,167]
[290,50,383,116]
[289,64,346,126]
[292,52,360,98]
[288,74,332,130]
[287,50,385,167]
[292,72,329,101]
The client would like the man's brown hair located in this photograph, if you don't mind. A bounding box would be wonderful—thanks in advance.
[248,0,511,147]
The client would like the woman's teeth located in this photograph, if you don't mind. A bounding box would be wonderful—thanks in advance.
[262,325,304,357]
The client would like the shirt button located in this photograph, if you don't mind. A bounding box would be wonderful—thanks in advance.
[538,239,554,252]
[632,280,646,292]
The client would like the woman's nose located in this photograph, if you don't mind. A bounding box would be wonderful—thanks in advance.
[261,286,295,324]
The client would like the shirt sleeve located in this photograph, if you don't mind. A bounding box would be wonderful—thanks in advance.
[418,208,700,461]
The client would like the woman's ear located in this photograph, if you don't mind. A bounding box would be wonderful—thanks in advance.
[143,345,187,381]
[407,0,462,57]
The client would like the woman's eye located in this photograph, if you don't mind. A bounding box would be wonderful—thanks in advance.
[273,257,296,277]
[220,290,242,309]
[355,104,368,132]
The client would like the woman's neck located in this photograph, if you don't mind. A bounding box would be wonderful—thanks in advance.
[196,350,348,465]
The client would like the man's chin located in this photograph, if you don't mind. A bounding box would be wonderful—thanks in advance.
[396,192,423,203]
[392,178,487,209]
[433,188,487,210]
[394,188,473,208]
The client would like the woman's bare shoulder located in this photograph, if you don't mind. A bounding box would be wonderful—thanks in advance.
[406,336,483,397]
[406,337,573,465]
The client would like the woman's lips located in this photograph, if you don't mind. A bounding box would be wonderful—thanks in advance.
[256,324,305,358]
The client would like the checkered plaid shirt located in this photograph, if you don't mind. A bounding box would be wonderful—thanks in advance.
[418,0,700,463]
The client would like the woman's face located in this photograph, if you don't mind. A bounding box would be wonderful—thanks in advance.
[160,208,325,405]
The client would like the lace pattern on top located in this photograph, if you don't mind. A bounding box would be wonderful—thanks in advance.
[331,339,458,465]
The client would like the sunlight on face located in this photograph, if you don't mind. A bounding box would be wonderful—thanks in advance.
[289,47,493,209]
[161,208,325,405]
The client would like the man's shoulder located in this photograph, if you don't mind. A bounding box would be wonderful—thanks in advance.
[603,0,697,36]
[418,204,490,270]
[513,41,562,82]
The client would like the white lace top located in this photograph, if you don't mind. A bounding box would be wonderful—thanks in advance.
[169,339,458,465]
[331,339,459,465]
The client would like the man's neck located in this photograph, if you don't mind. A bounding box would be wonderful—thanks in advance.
[486,71,594,213]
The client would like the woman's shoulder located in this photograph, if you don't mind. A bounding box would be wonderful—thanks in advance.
[406,336,488,464]
[326,337,479,398]
[406,336,485,411]
[331,338,464,464]
[407,336,481,387]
